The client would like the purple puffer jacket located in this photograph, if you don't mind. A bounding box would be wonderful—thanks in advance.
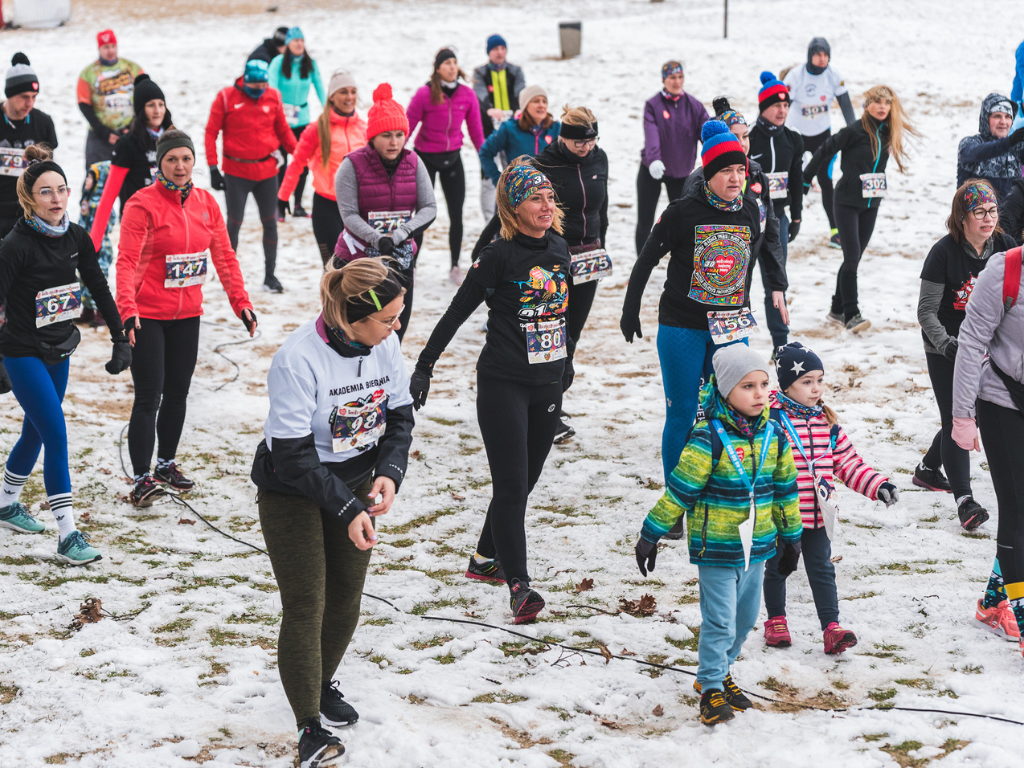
[406,82,485,153]
[640,91,709,179]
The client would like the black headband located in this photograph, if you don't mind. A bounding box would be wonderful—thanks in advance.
[346,270,405,323]
[560,121,598,141]
[434,48,457,71]
[24,160,66,187]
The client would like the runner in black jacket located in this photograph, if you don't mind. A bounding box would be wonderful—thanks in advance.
[0,148,130,566]
[410,157,570,625]
[805,85,917,332]
[998,177,1024,245]
[247,27,288,64]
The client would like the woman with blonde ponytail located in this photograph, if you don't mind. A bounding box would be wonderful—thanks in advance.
[252,256,412,764]
[278,69,367,263]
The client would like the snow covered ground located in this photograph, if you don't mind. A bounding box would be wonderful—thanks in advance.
[1,0,1023,765]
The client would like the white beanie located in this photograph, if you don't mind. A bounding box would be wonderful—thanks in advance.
[328,69,357,98]
[518,84,547,109]
[712,344,769,398]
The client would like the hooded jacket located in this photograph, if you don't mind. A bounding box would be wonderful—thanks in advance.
[957,93,1024,198]
[205,77,297,181]
[640,381,801,567]
[805,115,891,210]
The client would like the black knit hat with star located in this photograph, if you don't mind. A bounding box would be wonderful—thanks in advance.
[774,341,824,391]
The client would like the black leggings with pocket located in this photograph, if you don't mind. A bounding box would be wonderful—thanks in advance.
[224,173,279,282]
[415,150,466,269]
[803,129,837,230]
[977,399,1024,603]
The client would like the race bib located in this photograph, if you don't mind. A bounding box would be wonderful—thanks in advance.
[165,252,209,288]
[525,318,567,364]
[688,224,751,306]
[35,283,82,327]
[707,308,757,345]
[860,173,887,198]
[801,103,829,119]
[570,247,612,284]
[331,389,387,452]
[815,472,839,540]
[282,103,301,126]
[766,172,789,200]
[369,210,412,235]
[0,147,28,177]
[104,93,133,116]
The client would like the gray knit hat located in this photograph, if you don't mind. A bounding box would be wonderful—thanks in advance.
[328,69,357,99]
[6,53,39,98]
[713,344,769,398]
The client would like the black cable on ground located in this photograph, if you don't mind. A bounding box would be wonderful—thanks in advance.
[199,319,261,392]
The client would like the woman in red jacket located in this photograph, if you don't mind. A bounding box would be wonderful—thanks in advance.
[116,130,257,506]
[278,69,367,264]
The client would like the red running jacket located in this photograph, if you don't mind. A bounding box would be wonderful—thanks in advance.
[115,182,253,322]
[205,78,297,181]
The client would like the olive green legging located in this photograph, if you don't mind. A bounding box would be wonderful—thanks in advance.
[258,479,373,728]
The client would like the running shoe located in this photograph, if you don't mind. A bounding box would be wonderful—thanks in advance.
[826,311,845,327]
[693,674,753,711]
[844,314,871,333]
[764,615,792,648]
[153,462,195,491]
[699,689,735,725]
[912,464,951,493]
[449,265,465,286]
[56,530,102,566]
[465,555,506,584]
[553,416,575,445]
[823,622,858,655]
[829,233,842,250]
[320,680,359,726]
[131,475,165,507]
[297,720,344,768]
[958,497,989,531]
[0,501,45,533]
[509,579,545,624]
[293,205,311,219]
[974,599,1021,641]
[263,276,285,293]
[90,310,107,328]
[663,518,685,541]
[277,200,287,223]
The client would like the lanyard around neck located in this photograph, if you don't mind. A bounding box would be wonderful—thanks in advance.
[711,419,774,495]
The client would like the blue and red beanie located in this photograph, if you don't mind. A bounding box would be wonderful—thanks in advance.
[700,120,746,178]
[758,71,789,112]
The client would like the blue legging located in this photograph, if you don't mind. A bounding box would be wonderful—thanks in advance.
[656,325,746,482]
[4,356,71,496]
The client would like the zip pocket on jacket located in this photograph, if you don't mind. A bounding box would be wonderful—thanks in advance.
[699,502,709,557]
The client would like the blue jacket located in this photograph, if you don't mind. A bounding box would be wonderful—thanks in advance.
[268,53,325,129]
[1012,40,1024,103]
[479,118,560,184]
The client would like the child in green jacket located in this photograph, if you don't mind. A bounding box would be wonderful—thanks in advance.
[634,344,801,725]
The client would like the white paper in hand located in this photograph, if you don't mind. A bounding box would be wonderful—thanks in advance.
[815,474,839,541]
[738,496,755,571]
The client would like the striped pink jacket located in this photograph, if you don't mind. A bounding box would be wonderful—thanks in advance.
[769,392,889,529]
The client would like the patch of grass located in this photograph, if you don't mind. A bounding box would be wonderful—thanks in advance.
[920,515,940,523]
[410,634,453,651]
[941,739,969,756]
[363,617,393,627]
[879,740,926,768]
[547,749,576,766]
[642,653,669,679]
[845,591,878,600]
[434,652,457,665]
[0,683,20,704]
[759,677,799,697]
[411,596,472,615]
[544,705,571,721]
[499,640,549,658]
[879,562,911,572]
[855,523,883,530]
[868,688,897,702]
[155,618,194,634]
[894,678,933,690]
[956,664,983,675]
[427,416,460,427]
[389,538,417,549]
[0,555,36,566]
[226,613,278,626]
[665,629,699,653]
[386,507,458,535]
[208,628,245,647]
[861,733,889,742]
[472,690,528,704]
[832,677,850,690]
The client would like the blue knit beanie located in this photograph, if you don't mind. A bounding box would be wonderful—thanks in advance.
[774,342,824,391]
[487,34,508,53]
[244,59,269,84]
[285,26,303,43]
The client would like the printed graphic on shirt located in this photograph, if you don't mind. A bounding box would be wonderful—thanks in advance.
[35,282,83,327]
[689,224,751,306]
[516,264,569,319]
[330,388,388,453]
[953,275,977,310]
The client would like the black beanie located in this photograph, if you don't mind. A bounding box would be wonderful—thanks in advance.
[272,26,289,47]
[434,48,457,71]
[133,74,165,116]
[5,53,39,98]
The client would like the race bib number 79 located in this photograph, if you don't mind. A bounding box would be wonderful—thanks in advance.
[35,282,82,327]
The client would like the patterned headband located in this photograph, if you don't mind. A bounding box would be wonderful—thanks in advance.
[718,109,746,127]
[964,183,997,210]
[504,163,551,210]
[662,63,683,80]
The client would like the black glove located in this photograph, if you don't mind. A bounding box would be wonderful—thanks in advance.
[1009,125,1024,146]
[561,356,575,392]
[409,366,431,410]
[376,236,394,256]
[277,198,291,217]
[241,309,258,334]
[943,338,958,362]
[0,361,11,395]
[209,166,225,191]
[877,482,900,507]
[777,539,802,577]
[635,537,658,577]
[787,219,801,243]
[620,312,643,343]
[105,335,132,375]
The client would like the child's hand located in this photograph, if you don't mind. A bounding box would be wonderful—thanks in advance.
[777,540,802,577]
[877,483,899,507]
[635,537,658,577]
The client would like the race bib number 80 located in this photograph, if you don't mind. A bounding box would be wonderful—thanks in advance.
[165,252,209,288]
[35,282,82,327]
[525,318,567,364]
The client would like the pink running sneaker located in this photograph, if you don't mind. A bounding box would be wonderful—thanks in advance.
[974,599,1021,642]
[823,623,858,654]
[764,616,792,648]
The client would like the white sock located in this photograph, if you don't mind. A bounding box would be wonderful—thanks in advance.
[918,460,932,472]
[474,553,494,564]
[0,468,29,507]
[955,495,970,507]
[48,493,75,540]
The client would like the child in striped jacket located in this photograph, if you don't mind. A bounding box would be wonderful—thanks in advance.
[763,342,900,655]
[634,345,801,726]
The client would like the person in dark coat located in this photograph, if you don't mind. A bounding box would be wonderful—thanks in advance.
[957,93,1024,198]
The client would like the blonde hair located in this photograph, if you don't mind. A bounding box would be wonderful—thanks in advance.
[819,401,839,426]
[317,101,334,172]
[862,85,918,174]
[320,257,405,328]
[16,144,55,217]
[495,156,564,241]
[559,104,597,132]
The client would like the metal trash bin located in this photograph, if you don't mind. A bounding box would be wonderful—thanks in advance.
[559,21,582,59]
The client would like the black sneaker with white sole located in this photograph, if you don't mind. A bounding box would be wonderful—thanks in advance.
[320,680,359,727]
[958,497,989,531]
[912,464,951,493]
[298,720,344,768]
[153,462,194,491]
[553,416,575,444]
[263,276,284,293]
[131,474,166,507]
[844,314,871,333]
[826,311,845,327]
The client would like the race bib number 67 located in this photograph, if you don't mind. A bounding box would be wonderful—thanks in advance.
[35,282,82,327]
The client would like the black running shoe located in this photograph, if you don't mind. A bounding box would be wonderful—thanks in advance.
[663,518,685,540]
[465,555,506,584]
[912,464,951,493]
[553,416,575,445]
[699,689,735,725]
[958,497,989,532]
[298,720,344,768]
[131,475,165,507]
[293,205,311,218]
[153,462,194,491]
[693,674,753,712]
[509,578,545,624]
[263,276,285,293]
[320,680,358,727]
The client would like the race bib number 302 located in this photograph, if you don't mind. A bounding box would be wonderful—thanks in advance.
[35,282,82,327]
[165,252,209,288]
[570,248,612,284]
[860,173,887,198]
[766,172,789,200]
[525,318,567,364]
[369,210,412,235]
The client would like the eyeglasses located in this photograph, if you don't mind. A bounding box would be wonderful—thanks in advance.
[36,186,70,200]
[570,138,598,150]
[969,207,998,220]
[368,308,403,329]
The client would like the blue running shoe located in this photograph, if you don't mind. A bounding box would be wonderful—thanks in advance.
[0,502,45,533]
[56,530,102,566]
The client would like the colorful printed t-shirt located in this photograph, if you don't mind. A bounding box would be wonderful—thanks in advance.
[77,58,145,133]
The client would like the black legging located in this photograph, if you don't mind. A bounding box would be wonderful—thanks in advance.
[922,352,972,499]
[635,163,687,256]
[225,173,279,282]
[830,203,879,319]
[475,377,562,583]
[395,265,414,342]
[128,316,201,476]
[278,125,309,207]
[803,129,837,231]
[977,398,1024,596]
[312,192,343,265]
[471,214,501,263]
[415,150,466,269]
[566,278,598,346]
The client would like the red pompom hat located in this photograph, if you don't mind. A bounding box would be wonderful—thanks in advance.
[366,83,409,141]
[97,29,117,47]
